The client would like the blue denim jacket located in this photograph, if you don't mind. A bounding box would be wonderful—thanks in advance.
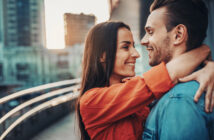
[142,81,214,140]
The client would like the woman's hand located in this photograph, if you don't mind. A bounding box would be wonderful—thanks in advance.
[179,61,214,113]
[121,77,133,83]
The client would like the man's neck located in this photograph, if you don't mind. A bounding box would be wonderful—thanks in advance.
[171,45,187,60]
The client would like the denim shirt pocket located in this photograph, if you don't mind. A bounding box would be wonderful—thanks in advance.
[142,128,156,140]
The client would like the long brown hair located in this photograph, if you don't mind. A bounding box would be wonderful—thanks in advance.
[76,21,130,140]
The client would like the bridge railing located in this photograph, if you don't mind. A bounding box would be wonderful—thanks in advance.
[0,78,81,140]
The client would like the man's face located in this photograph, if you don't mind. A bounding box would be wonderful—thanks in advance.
[141,7,173,66]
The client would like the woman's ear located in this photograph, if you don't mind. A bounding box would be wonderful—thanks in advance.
[100,53,106,63]
[173,24,188,46]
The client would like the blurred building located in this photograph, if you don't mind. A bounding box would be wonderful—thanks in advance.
[64,13,95,47]
[0,0,3,81]
[0,0,49,94]
[109,0,140,43]
[1,0,46,47]
[0,0,3,46]
[48,44,84,81]
[61,13,96,79]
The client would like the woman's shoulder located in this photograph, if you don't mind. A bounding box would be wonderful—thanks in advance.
[80,87,104,105]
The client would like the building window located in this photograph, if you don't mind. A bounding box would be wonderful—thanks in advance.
[16,63,30,81]
[16,73,29,81]
[57,72,72,80]
[9,0,15,4]
[33,34,38,42]
[8,13,15,17]
[17,1,23,7]
[57,61,69,69]
[0,63,3,80]
[32,19,38,24]
[9,19,16,23]
[31,1,37,6]
[16,63,29,71]
[9,7,15,11]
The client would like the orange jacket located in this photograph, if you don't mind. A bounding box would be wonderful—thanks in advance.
[80,62,174,140]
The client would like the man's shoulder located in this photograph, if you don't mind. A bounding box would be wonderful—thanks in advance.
[173,80,199,90]
[151,81,202,112]
[168,80,200,97]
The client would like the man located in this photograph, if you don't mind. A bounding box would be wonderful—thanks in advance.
[141,0,214,139]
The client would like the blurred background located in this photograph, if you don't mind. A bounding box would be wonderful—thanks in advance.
[0,0,213,140]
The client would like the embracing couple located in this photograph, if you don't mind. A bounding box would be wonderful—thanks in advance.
[76,0,214,139]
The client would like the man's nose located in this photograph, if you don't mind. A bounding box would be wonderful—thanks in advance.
[141,35,149,46]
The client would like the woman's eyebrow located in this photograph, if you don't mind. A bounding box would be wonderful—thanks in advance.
[119,41,135,45]
[119,41,131,44]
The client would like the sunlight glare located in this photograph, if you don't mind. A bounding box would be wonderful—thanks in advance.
[44,0,110,49]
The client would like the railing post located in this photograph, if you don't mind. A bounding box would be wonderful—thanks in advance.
[0,104,6,134]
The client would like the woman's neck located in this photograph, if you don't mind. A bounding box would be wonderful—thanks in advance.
[109,74,123,86]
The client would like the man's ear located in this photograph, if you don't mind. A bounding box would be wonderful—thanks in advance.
[100,53,106,63]
[173,24,188,46]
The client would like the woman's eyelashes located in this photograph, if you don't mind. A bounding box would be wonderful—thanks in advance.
[122,45,129,50]
[121,44,136,50]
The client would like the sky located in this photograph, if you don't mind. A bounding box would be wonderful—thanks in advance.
[44,0,110,49]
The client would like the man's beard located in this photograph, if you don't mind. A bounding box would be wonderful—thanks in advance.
[149,36,172,66]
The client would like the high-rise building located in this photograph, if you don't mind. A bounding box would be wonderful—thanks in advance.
[0,0,4,83]
[64,13,95,47]
[109,0,140,43]
[2,0,46,47]
[48,44,84,81]
[0,0,3,45]
[0,0,49,93]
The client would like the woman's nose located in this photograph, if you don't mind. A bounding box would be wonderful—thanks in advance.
[131,48,140,58]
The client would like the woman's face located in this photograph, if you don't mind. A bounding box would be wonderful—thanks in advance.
[110,27,140,85]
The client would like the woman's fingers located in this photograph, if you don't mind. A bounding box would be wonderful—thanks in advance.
[205,85,212,113]
[194,83,206,103]
[179,61,214,113]
[211,91,214,112]
[121,77,131,83]
[179,72,197,82]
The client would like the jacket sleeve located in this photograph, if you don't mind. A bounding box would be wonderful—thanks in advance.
[80,62,174,129]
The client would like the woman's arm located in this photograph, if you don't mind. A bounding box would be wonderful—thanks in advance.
[166,44,214,113]
[166,45,210,84]
[80,63,174,128]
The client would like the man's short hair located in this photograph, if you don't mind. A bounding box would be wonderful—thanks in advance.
[150,0,208,51]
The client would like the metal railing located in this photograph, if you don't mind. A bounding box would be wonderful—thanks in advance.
[0,78,81,140]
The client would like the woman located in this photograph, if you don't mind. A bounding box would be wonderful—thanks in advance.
[77,21,213,140]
